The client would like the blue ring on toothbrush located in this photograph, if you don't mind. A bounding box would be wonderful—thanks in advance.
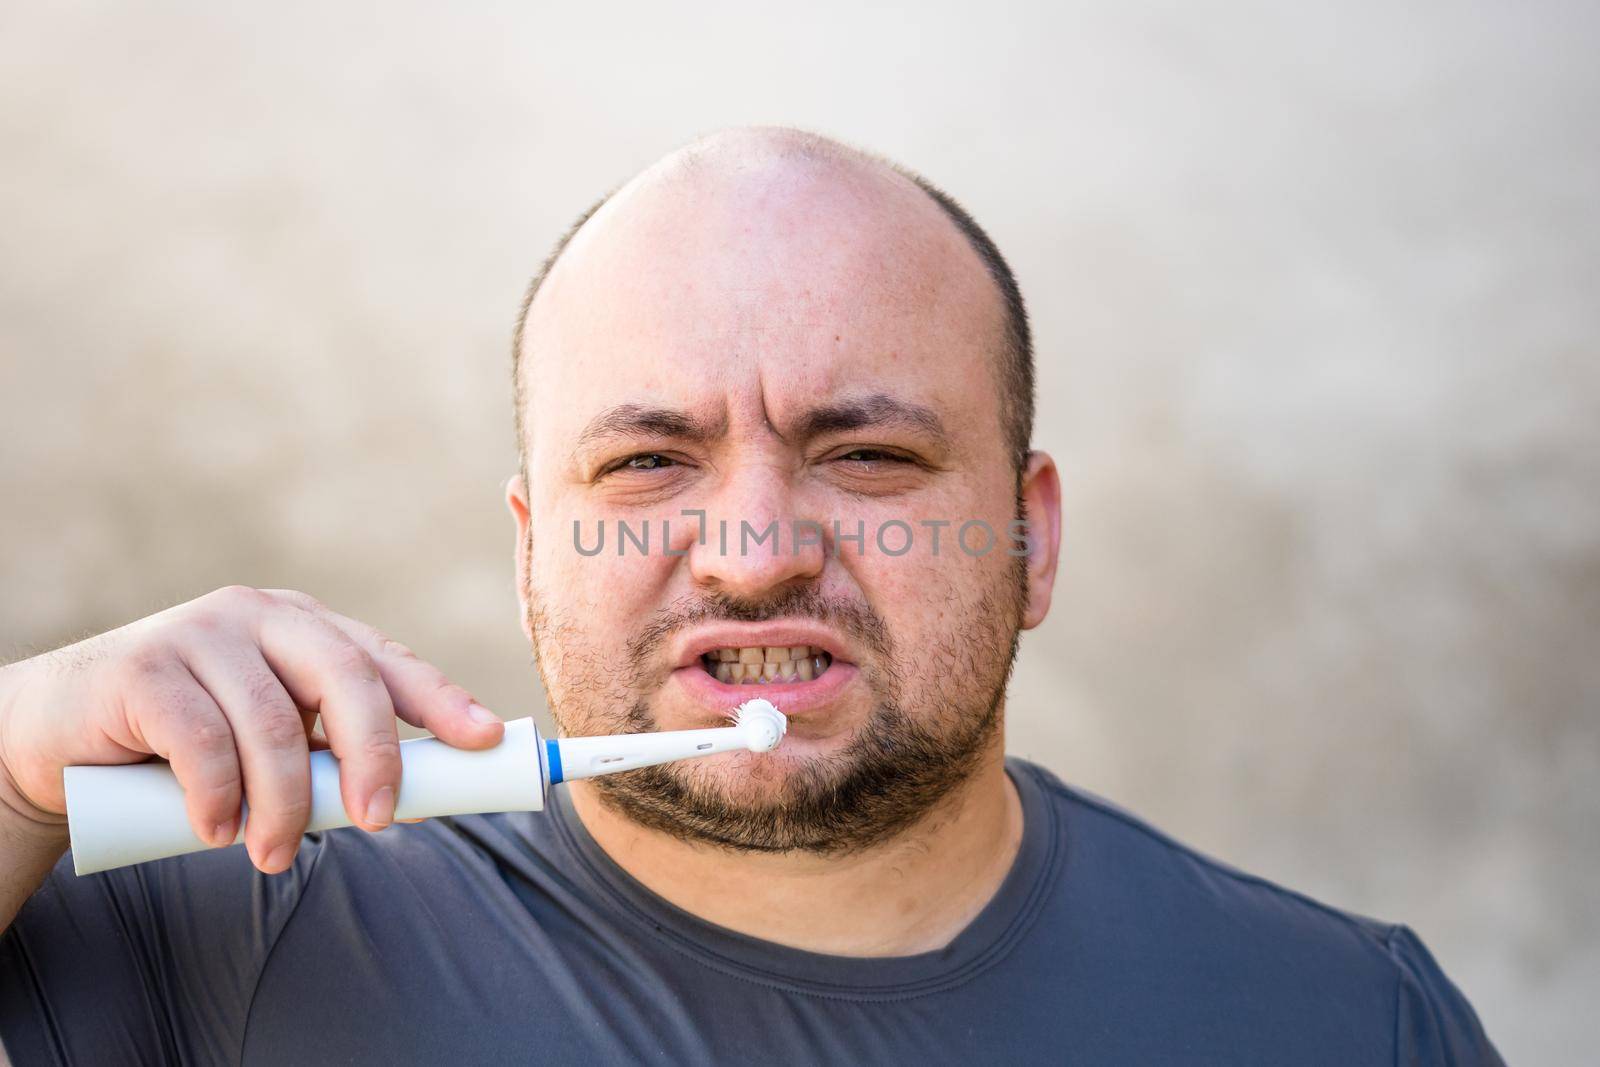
[545,739,565,785]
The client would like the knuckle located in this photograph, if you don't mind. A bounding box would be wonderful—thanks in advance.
[254,708,309,752]
[184,714,238,758]
[404,663,460,707]
[430,678,471,710]
[328,639,380,683]
[264,792,313,829]
[378,636,416,662]
[267,588,322,613]
[402,658,455,697]
[244,671,294,715]
[211,584,269,610]
[184,761,242,803]
[360,733,402,767]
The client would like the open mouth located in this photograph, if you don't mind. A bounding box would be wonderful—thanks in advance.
[699,646,835,685]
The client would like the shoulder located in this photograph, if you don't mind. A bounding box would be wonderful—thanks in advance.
[1017,758,1400,949]
[1008,759,1503,1064]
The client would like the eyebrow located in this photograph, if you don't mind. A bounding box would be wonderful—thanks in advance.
[572,392,950,458]
[791,394,950,449]
[575,403,728,453]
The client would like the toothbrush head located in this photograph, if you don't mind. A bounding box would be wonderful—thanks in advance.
[732,699,787,753]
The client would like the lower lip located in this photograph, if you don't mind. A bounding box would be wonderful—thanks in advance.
[671,660,859,718]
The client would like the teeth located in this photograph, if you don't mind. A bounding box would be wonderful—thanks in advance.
[701,646,832,683]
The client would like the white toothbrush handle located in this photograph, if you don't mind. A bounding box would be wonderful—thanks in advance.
[63,717,546,876]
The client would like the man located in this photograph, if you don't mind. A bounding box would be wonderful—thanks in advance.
[0,127,1500,1064]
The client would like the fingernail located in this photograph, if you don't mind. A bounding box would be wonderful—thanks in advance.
[467,703,500,726]
[365,785,395,828]
[262,843,295,873]
[210,818,237,848]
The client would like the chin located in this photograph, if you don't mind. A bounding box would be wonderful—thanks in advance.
[657,733,852,802]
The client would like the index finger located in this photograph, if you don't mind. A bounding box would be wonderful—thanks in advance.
[262,592,504,749]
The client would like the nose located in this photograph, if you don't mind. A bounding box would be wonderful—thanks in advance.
[683,463,825,599]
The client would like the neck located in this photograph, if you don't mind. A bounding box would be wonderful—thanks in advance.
[567,738,1024,956]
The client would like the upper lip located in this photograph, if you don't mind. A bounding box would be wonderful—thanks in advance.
[672,621,855,670]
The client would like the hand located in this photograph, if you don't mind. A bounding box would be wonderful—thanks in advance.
[0,586,504,873]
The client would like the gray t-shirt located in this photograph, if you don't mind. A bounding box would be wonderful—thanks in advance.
[1,759,1500,1065]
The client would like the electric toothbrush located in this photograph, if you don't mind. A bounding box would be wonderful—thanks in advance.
[61,699,786,875]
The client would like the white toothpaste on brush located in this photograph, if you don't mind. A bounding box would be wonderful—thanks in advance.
[61,699,787,876]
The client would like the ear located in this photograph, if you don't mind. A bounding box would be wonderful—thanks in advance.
[1018,450,1062,630]
[505,472,534,644]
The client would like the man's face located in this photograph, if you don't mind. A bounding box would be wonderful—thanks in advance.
[510,149,1059,852]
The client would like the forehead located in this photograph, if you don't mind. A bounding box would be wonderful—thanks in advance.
[518,156,1006,467]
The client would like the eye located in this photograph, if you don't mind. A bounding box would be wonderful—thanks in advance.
[619,453,675,471]
[836,448,908,464]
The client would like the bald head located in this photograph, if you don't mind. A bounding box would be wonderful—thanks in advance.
[511,127,1033,474]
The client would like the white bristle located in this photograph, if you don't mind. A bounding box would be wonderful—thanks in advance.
[732,699,787,753]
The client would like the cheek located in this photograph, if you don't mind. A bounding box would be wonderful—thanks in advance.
[527,519,667,695]
[842,518,1022,706]
[840,478,1020,629]
[531,506,664,605]
[843,547,980,664]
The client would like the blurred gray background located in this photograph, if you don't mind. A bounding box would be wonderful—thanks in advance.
[2,1,1595,1060]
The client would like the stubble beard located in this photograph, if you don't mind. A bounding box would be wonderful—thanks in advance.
[527,564,1027,856]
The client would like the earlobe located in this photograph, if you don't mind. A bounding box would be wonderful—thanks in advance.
[1018,451,1062,630]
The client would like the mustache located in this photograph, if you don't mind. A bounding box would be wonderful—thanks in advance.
[625,585,892,671]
